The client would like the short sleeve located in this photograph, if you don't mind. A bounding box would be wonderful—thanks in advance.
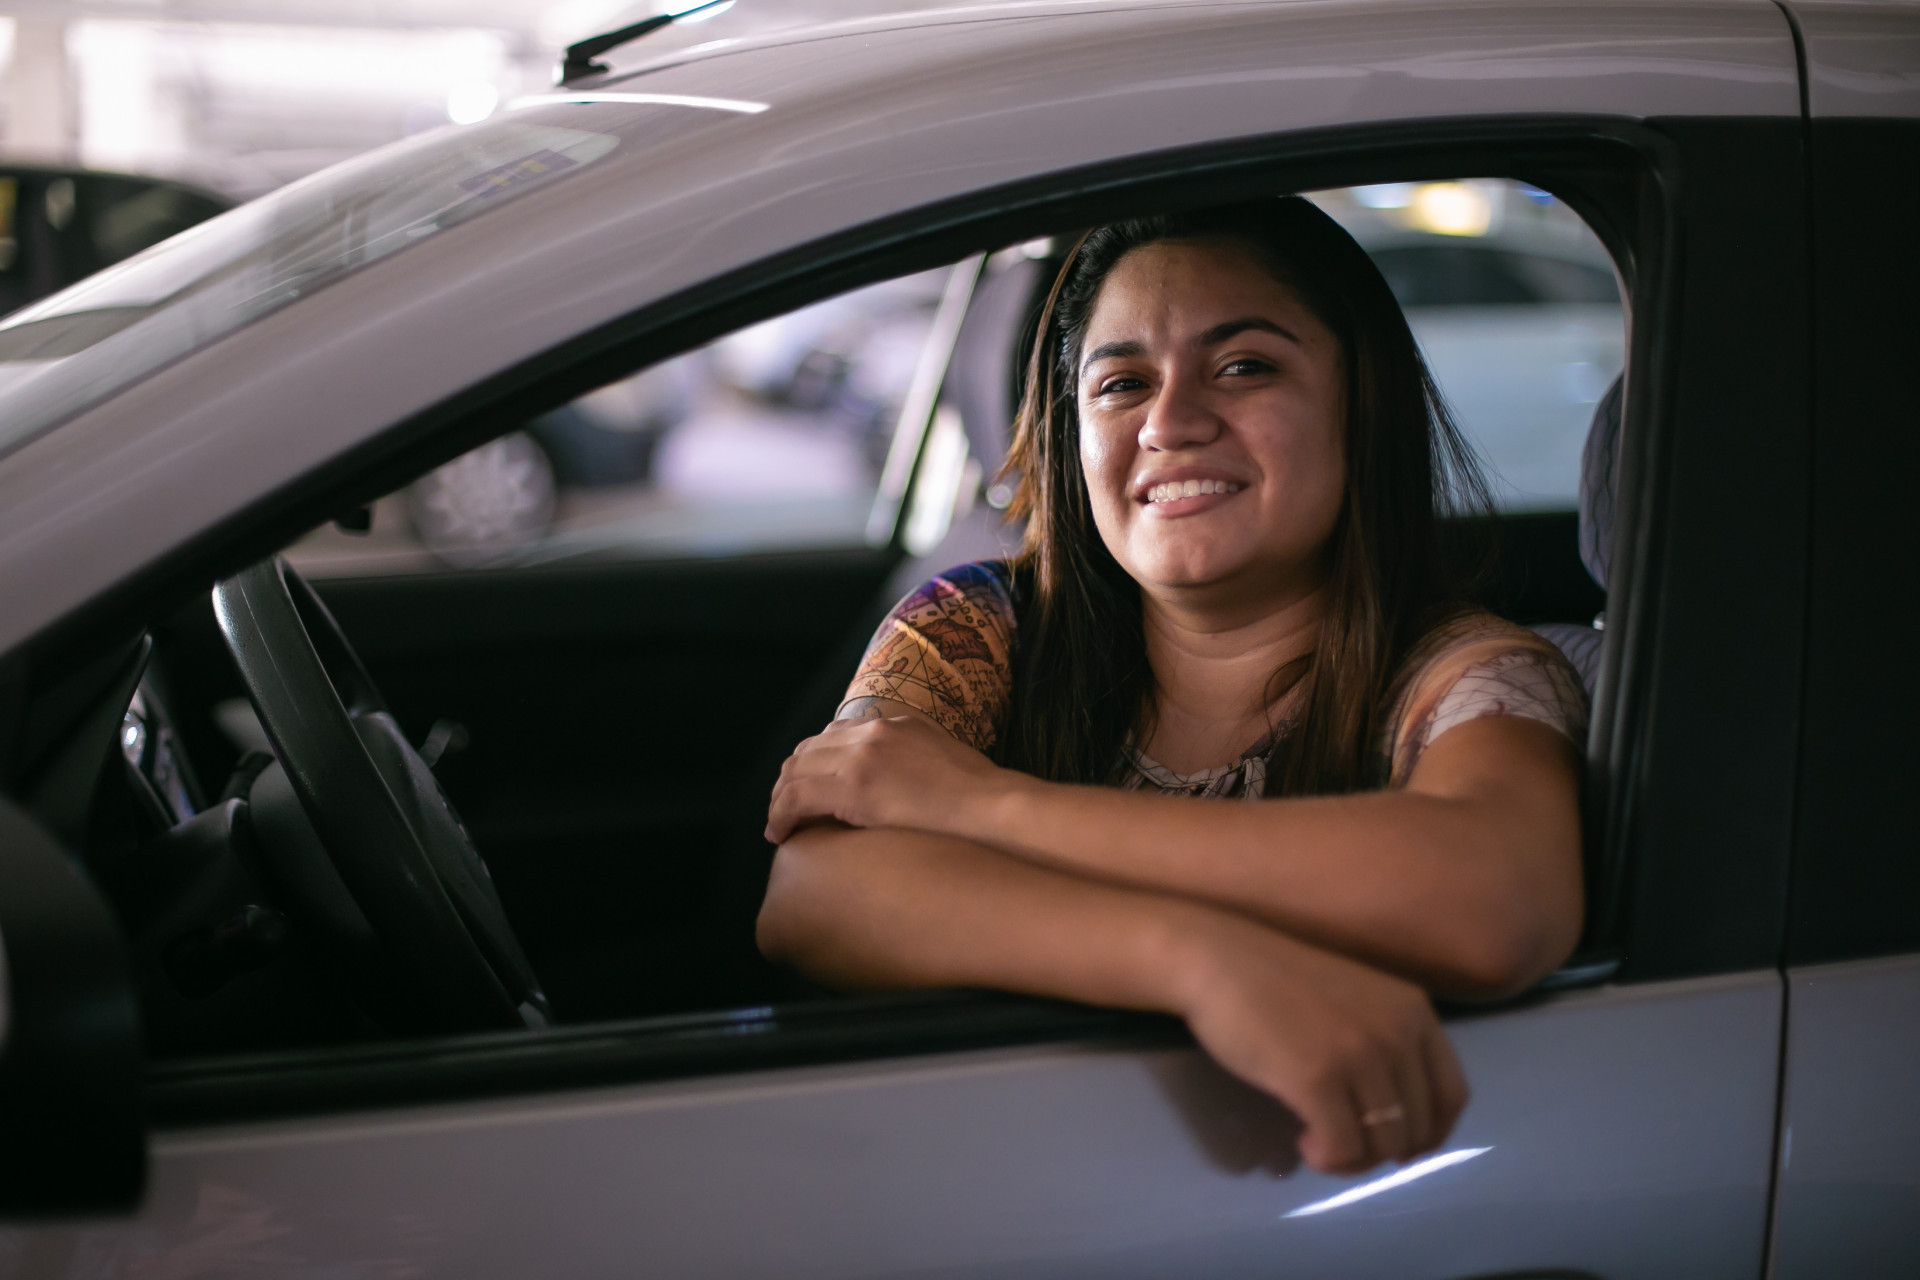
[1384,615,1588,785]
[839,562,1017,751]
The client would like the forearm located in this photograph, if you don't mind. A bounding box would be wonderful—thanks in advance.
[767,707,1580,1000]
[969,783,1564,997]
[757,824,1219,1014]
[944,721,1583,999]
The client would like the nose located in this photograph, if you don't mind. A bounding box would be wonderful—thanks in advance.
[1137,368,1222,453]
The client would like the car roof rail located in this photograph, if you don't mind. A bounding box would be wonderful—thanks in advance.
[557,0,734,85]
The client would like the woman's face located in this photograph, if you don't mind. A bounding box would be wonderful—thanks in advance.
[1076,237,1347,601]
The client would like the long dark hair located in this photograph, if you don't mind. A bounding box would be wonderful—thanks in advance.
[995,196,1491,796]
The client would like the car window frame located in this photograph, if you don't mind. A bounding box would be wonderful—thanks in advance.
[4,113,1806,1129]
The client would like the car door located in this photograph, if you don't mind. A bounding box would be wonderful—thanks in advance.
[1767,3,1920,1273]
[0,2,1812,1275]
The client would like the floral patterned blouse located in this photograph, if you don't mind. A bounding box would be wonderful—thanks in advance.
[840,560,1587,798]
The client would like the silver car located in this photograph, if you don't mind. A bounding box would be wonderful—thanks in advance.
[0,0,1914,1275]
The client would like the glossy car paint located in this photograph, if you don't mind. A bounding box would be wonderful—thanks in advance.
[1785,0,1920,116]
[4,972,1779,1279]
[0,0,1799,660]
[1770,957,1920,1276]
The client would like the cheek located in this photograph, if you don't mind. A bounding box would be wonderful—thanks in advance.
[1078,413,1133,506]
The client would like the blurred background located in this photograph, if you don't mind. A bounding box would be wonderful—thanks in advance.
[0,0,632,198]
[0,1,1622,573]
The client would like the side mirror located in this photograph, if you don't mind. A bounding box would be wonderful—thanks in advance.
[0,799,144,1215]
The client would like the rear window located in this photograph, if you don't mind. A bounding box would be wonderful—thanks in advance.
[1315,181,1625,510]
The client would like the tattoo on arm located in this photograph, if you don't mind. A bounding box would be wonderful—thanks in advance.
[836,696,888,722]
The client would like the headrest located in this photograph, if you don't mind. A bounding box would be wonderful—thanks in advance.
[1578,374,1625,590]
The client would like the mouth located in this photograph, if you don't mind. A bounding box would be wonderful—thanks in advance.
[1143,477,1246,505]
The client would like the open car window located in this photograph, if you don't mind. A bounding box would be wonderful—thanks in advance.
[285,179,1619,581]
[97,175,1626,1067]
[285,262,973,576]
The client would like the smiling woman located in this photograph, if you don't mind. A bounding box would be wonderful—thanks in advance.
[758,197,1588,1177]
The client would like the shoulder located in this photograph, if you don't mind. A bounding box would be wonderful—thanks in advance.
[841,560,1018,751]
[889,560,1017,630]
[876,560,1019,664]
[1404,610,1573,679]
[1382,609,1588,784]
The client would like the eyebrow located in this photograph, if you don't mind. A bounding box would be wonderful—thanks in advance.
[1081,339,1146,370]
[1079,316,1303,376]
[1199,315,1304,347]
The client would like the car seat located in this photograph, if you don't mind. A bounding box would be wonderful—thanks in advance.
[1531,373,1622,698]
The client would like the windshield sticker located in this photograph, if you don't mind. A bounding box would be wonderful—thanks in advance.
[459,149,579,199]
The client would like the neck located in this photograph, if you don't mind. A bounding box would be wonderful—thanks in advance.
[1137,572,1327,773]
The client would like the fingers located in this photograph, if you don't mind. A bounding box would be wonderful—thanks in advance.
[1292,1069,1370,1176]
[766,752,859,843]
[764,721,905,842]
[1345,1055,1411,1171]
[1291,1012,1462,1173]
[1422,1021,1471,1143]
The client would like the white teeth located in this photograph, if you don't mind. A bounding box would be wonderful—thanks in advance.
[1145,479,1243,503]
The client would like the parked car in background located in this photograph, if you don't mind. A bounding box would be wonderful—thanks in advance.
[1323,180,1626,508]
[0,164,231,317]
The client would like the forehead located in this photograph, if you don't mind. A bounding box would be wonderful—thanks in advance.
[1083,238,1317,339]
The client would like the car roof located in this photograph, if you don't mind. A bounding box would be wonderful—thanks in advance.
[0,0,1808,657]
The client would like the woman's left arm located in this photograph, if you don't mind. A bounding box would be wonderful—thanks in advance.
[766,707,1583,1001]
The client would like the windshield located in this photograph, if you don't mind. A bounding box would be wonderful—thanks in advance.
[0,119,619,462]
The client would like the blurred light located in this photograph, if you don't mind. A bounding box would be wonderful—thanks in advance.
[1519,183,1556,206]
[72,21,177,173]
[1353,183,1415,210]
[676,0,736,24]
[1283,1147,1491,1218]
[1406,183,1493,237]
[447,80,499,124]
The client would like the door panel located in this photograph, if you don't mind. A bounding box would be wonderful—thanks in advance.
[0,971,1779,1278]
[1771,956,1920,1276]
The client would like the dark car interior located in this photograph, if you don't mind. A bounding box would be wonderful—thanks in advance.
[1,194,1616,1064]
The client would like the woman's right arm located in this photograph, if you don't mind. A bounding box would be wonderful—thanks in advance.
[758,824,1467,1174]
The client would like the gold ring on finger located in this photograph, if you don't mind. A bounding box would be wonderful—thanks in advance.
[1360,1103,1405,1127]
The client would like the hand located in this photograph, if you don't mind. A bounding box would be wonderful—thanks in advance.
[1169,911,1469,1174]
[766,706,1011,844]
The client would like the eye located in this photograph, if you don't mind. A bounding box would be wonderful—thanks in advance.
[1220,356,1277,378]
[1095,373,1147,397]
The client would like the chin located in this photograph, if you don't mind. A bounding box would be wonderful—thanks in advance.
[1129,547,1248,590]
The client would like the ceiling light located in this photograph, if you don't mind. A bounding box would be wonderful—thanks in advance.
[447,81,499,125]
[1406,183,1494,236]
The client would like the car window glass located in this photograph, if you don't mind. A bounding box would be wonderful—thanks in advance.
[286,263,965,576]
[1316,180,1625,510]
[0,119,621,464]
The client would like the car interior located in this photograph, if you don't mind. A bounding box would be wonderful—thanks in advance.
[2,175,1623,1064]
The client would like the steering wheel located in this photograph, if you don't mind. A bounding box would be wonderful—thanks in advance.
[213,557,547,1033]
